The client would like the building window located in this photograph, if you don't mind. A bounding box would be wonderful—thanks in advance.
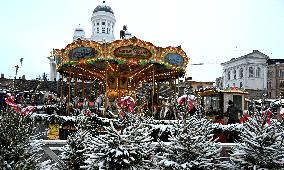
[227,71,230,80]
[233,83,236,87]
[240,82,243,88]
[267,81,272,89]
[102,21,106,26]
[239,68,243,78]
[280,70,284,77]
[96,27,99,33]
[256,67,261,78]
[249,67,254,77]
[108,22,111,27]
[267,70,272,78]
[107,28,110,34]
[96,22,100,26]
[233,69,236,79]
[280,80,284,88]
[102,27,106,33]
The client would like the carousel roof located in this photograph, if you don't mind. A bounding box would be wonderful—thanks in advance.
[53,37,189,97]
[54,37,189,83]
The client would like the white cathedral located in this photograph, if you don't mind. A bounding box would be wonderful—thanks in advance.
[48,1,132,81]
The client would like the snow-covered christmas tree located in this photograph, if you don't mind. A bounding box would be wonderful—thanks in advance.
[155,115,226,169]
[230,109,284,169]
[85,112,156,169]
[60,110,93,169]
[60,129,90,169]
[0,93,48,169]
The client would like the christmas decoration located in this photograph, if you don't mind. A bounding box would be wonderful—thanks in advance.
[116,96,135,113]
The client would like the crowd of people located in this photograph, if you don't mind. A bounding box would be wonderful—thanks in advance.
[1,87,284,124]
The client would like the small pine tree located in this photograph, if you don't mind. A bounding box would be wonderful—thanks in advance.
[86,113,155,169]
[61,129,90,169]
[155,115,225,170]
[0,109,44,169]
[60,111,92,169]
[230,110,284,169]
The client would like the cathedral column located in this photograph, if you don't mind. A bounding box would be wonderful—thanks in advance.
[47,55,56,81]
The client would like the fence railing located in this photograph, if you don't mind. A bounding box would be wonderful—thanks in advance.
[39,139,237,168]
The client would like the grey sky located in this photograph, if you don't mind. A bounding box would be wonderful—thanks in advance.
[0,0,283,81]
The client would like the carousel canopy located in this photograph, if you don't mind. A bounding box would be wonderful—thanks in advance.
[53,37,189,97]
[54,37,188,80]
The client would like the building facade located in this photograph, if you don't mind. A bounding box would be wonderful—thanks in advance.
[267,59,284,99]
[221,50,269,99]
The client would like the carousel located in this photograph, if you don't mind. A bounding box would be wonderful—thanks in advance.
[53,37,189,110]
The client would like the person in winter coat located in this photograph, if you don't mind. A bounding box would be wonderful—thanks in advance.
[226,100,241,124]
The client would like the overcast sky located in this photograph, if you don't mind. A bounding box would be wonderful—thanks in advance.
[0,0,283,81]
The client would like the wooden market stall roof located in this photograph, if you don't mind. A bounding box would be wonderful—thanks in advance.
[195,87,248,97]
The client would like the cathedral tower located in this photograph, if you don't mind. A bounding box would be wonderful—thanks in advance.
[91,1,116,42]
